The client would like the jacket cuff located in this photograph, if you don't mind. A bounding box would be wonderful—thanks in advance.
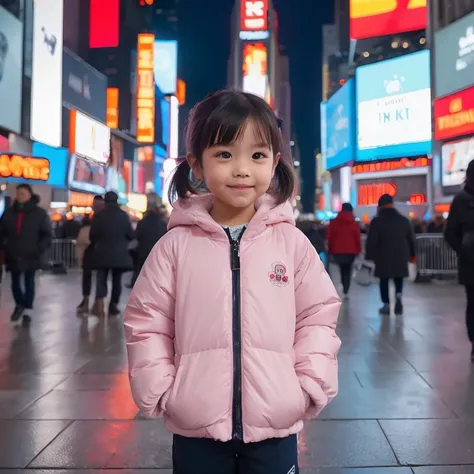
[159,387,172,414]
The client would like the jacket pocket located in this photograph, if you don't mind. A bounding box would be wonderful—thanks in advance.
[165,349,232,431]
[244,350,307,430]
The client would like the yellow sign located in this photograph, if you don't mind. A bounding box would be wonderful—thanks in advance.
[0,154,50,181]
[137,33,155,143]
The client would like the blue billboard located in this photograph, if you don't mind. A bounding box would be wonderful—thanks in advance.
[326,79,356,170]
[356,50,432,161]
[154,40,178,95]
[5,142,69,188]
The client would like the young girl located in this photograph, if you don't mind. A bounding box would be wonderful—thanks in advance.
[124,90,341,474]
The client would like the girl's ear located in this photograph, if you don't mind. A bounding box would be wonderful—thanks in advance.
[187,153,203,180]
[272,153,281,178]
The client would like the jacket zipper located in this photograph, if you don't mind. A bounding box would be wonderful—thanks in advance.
[224,227,244,441]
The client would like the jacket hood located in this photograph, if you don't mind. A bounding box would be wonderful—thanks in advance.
[168,193,295,240]
[335,211,356,224]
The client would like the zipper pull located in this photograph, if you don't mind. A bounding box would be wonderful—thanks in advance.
[231,241,240,271]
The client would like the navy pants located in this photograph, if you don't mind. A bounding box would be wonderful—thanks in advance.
[11,270,36,309]
[173,434,298,474]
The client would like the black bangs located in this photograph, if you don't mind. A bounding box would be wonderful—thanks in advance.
[187,90,282,158]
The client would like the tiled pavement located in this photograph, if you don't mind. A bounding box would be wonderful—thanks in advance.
[0,271,473,473]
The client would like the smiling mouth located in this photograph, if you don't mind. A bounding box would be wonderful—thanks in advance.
[228,185,253,189]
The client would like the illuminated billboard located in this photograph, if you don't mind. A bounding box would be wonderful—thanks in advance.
[325,79,356,170]
[30,0,64,147]
[350,0,427,40]
[242,42,269,102]
[0,7,23,134]
[154,40,178,95]
[241,0,268,31]
[69,110,111,165]
[356,50,432,161]
[435,10,474,98]
[137,33,155,143]
[441,137,474,188]
[89,0,119,48]
[434,86,474,141]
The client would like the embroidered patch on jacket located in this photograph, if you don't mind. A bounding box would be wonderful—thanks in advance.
[269,262,289,287]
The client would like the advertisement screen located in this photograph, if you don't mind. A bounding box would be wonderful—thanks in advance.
[89,0,119,48]
[441,137,474,188]
[68,152,106,194]
[31,0,63,147]
[356,175,427,206]
[0,6,23,134]
[350,0,427,40]
[62,48,107,122]
[137,34,155,143]
[326,79,355,170]
[161,98,170,146]
[435,10,474,98]
[242,42,269,102]
[107,87,119,128]
[69,110,110,164]
[240,0,268,31]
[434,86,474,141]
[5,142,68,188]
[154,40,177,95]
[356,50,432,161]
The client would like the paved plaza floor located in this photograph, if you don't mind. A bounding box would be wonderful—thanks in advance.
[0,271,472,473]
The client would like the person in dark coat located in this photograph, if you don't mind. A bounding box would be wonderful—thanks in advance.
[130,203,168,286]
[90,191,133,317]
[0,184,52,322]
[365,194,416,315]
[76,195,104,313]
[327,203,361,297]
[444,159,474,361]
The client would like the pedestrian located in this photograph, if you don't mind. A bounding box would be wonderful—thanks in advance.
[0,184,52,323]
[444,159,474,361]
[327,202,361,297]
[76,195,104,313]
[124,90,341,474]
[90,191,133,317]
[365,194,416,315]
[130,203,168,286]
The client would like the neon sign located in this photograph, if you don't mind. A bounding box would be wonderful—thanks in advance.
[0,154,50,181]
[136,33,155,143]
[358,182,397,206]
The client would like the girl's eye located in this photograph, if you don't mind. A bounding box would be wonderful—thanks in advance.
[217,152,231,159]
[253,152,266,160]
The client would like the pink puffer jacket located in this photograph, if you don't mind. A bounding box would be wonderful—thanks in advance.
[124,194,341,443]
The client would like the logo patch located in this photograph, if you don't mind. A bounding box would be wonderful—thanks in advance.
[287,466,296,474]
[269,261,289,287]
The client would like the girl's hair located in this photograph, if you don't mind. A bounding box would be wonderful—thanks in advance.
[169,90,295,205]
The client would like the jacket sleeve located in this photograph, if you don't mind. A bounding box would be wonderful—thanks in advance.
[353,223,362,255]
[124,235,176,418]
[406,220,416,259]
[444,197,462,254]
[38,211,53,252]
[365,219,378,261]
[294,239,341,419]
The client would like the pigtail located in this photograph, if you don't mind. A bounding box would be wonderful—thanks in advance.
[273,157,295,204]
[168,159,195,204]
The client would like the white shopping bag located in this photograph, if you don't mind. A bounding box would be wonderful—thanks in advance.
[408,262,417,282]
[354,260,376,286]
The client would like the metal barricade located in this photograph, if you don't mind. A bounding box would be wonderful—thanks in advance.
[358,233,457,278]
[47,239,78,269]
[415,233,458,277]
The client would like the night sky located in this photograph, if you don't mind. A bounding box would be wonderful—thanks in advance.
[177,0,333,208]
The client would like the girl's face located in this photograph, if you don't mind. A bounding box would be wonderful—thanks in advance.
[189,120,279,213]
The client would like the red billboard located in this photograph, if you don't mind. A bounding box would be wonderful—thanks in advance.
[350,0,427,40]
[241,0,268,31]
[434,87,474,141]
[89,0,120,48]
